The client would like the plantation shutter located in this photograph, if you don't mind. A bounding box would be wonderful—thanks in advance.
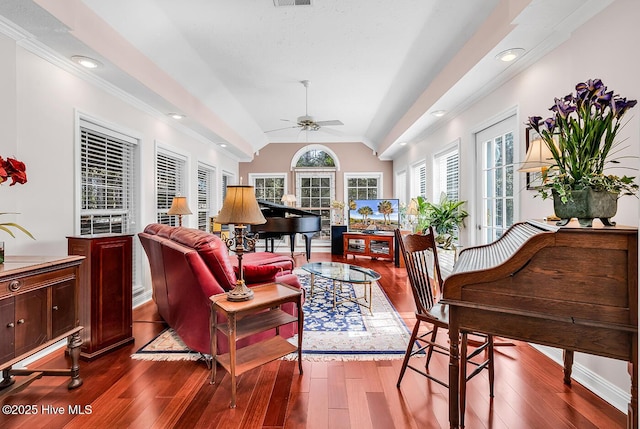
[156,151,186,225]
[79,122,136,235]
[197,165,214,230]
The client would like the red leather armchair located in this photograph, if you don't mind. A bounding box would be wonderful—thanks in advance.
[139,224,302,356]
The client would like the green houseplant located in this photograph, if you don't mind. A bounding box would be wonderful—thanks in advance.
[527,79,638,227]
[424,193,468,250]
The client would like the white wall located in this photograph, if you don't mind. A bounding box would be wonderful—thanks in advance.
[0,32,238,298]
[392,0,639,412]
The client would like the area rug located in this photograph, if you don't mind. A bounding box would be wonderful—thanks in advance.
[132,272,413,362]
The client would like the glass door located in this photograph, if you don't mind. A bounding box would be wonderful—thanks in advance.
[475,115,519,244]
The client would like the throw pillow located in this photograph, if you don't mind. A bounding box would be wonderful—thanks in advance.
[234,264,280,284]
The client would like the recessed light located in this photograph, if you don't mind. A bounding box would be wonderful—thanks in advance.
[495,48,525,62]
[399,142,407,146]
[431,110,447,117]
[220,143,227,148]
[168,113,185,120]
[71,55,102,69]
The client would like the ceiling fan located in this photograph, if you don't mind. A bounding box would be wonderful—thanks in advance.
[267,80,343,133]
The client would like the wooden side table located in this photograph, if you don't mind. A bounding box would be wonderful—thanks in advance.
[210,282,303,408]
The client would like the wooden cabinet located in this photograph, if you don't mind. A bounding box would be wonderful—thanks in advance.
[0,256,85,394]
[343,232,394,261]
[210,282,303,408]
[67,234,134,360]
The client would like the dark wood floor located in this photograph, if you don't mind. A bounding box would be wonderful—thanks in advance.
[0,252,627,428]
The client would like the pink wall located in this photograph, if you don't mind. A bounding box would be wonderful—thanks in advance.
[239,142,393,201]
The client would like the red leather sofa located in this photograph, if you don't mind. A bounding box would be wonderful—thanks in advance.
[138,224,302,356]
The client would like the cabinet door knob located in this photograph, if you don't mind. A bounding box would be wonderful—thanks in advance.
[16,319,24,324]
[6,322,14,328]
[52,305,59,311]
[8,280,20,292]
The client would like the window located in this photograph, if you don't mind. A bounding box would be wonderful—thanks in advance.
[295,149,335,167]
[221,171,233,205]
[290,145,339,245]
[345,173,381,202]
[411,162,427,198]
[433,145,460,202]
[296,171,334,242]
[395,171,407,205]
[250,174,286,204]
[156,149,187,225]
[197,164,215,231]
[79,120,137,235]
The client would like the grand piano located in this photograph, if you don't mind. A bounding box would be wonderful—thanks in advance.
[440,220,638,429]
[250,199,322,261]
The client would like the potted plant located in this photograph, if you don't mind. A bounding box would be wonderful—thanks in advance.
[424,193,468,250]
[527,79,638,227]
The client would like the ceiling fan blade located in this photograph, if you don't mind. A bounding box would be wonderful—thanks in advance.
[265,125,300,133]
[315,120,343,126]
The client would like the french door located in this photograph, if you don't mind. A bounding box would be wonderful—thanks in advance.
[475,115,519,244]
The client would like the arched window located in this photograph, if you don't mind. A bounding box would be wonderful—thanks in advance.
[295,149,336,167]
[291,145,340,170]
[290,145,340,245]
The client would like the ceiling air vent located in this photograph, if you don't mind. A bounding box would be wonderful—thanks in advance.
[273,0,312,7]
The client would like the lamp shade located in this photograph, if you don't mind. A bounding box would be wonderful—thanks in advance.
[281,194,297,206]
[217,185,267,225]
[407,199,419,216]
[167,196,192,215]
[519,138,555,172]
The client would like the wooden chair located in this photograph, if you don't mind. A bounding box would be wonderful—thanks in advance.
[395,228,494,427]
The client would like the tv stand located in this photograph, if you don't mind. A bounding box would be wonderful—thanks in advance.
[343,232,394,261]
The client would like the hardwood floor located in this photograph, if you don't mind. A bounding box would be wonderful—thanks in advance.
[0,252,628,428]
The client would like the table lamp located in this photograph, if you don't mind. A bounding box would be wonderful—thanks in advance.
[216,185,267,301]
[281,194,297,207]
[518,137,555,174]
[167,196,192,226]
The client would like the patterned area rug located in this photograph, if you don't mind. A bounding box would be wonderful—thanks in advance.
[132,272,412,362]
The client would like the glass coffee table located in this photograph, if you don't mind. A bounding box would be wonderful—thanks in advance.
[301,261,381,314]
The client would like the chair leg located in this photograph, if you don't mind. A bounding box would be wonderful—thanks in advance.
[460,332,468,428]
[397,320,421,387]
[425,326,438,369]
[488,335,495,397]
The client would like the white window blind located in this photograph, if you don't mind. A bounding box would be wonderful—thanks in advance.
[197,165,215,231]
[434,149,459,201]
[80,125,136,235]
[156,151,186,225]
[412,162,427,198]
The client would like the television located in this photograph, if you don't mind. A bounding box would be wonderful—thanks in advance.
[347,199,400,233]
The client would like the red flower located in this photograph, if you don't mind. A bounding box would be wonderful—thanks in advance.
[0,156,27,186]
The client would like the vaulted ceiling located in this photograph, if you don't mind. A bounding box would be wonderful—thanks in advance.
[0,0,611,160]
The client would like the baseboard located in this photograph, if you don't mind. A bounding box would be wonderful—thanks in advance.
[531,344,630,414]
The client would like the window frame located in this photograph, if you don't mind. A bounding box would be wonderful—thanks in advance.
[433,140,460,202]
[197,163,216,231]
[155,143,189,226]
[249,173,288,204]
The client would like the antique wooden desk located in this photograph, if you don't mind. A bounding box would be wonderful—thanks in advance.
[210,282,303,408]
[441,220,638,429]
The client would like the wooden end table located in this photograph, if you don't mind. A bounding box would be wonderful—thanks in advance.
[210,282,303,408]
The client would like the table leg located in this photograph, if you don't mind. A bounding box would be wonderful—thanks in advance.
[228,312,237,408]
[297,295,304,375]
[210,305,218,384]
[449,319,460,428]
[563,349,574,385]
[67,331,83,390]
